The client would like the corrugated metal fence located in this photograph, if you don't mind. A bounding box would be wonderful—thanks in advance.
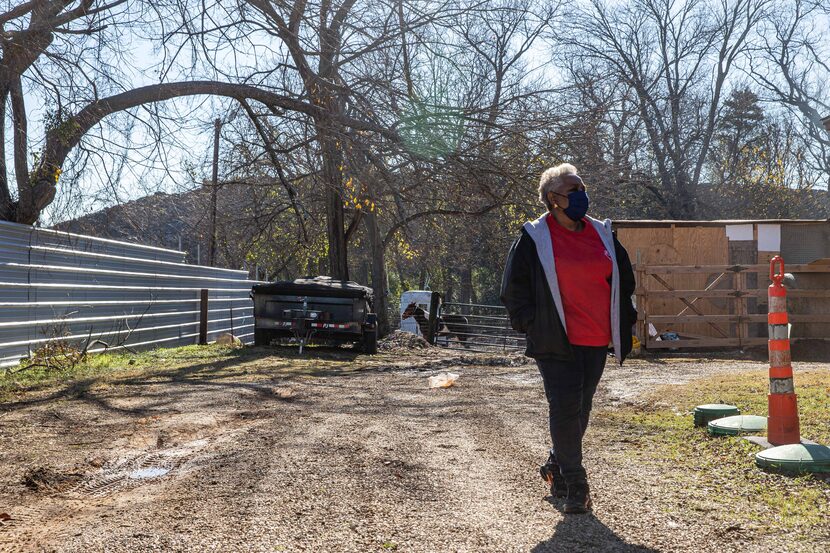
[0,220,257,368]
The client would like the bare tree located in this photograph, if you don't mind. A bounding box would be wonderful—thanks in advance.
[751,0,830,185]
[563,0,768,218]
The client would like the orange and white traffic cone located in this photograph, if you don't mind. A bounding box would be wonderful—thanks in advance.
[767,256,800,445]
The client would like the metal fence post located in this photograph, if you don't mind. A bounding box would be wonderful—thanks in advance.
[199,289,209,345]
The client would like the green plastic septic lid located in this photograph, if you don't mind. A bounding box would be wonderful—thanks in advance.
[694,404,740,415]
[708,415,767,436]
[756,444,830,474]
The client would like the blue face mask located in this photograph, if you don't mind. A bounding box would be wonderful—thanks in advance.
[563,190,589,221]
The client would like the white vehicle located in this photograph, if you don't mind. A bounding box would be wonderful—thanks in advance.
[399,290,434,336]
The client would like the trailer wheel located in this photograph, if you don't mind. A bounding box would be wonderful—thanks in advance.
[254,329,272,346]
[361,326,378,354]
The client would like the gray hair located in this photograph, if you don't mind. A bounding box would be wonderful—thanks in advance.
[538,163,578,209]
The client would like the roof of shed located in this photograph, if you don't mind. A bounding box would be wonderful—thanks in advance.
[613,219,830,228]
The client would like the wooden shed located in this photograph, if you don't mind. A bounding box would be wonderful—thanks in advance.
[613,219,830,349]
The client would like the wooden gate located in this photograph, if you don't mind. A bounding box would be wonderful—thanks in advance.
[636,263,830,350]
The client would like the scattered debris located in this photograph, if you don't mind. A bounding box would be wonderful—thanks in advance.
[87,456,106,468]
[454,353,528,367]
[22,467,83,492]
[275,387,296,399]
[379,330,431,351]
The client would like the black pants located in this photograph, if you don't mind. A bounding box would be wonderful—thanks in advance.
[537,346,607,486]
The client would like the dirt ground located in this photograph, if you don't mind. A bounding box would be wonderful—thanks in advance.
[0,345,827,552]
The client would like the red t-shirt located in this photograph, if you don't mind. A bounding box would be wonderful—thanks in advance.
[546,214,612,347]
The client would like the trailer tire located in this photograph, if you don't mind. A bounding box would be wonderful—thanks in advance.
[361,327,378,354]
[254,328,272,346]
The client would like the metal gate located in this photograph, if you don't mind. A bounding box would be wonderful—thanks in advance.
[434,301,526,353]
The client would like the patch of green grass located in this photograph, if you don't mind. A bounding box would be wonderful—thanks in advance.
[596,370,830,534]
[1,343,408,402]
[0,344,246,401]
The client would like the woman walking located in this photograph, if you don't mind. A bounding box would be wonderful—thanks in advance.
[500,163,637,514]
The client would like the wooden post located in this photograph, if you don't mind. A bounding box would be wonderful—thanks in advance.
[635,260,647,349]
[736,270,747,349]
[426,291,440,345]
[199,289,209,345]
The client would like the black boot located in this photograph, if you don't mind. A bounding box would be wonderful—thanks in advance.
[539,451,567,498]
[563,481,592,514]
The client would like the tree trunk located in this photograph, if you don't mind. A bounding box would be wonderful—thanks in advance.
[445,269,455,303]
[459,265,473,304]
[319,130,348,280]
[365,207,390,336]
[0,92,11,221]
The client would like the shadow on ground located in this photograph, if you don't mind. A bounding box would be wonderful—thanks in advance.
[0,345,369,416]
[531,513,659,552]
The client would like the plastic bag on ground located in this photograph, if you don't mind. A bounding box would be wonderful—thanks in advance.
[428,372,459,388]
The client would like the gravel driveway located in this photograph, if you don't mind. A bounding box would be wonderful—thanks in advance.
[0,348,823,552]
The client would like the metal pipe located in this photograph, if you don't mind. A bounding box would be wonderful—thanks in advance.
[438,313,512,321]
[440,302,510,309]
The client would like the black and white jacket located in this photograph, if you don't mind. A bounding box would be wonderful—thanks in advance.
[500,214,637,364]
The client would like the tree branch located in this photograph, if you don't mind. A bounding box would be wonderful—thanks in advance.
[383,203,501,249]
[15,80,396,224]
[238,98,310,243]
[10,76,29,200]
[0,0,39,26]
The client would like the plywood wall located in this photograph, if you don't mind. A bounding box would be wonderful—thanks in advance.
[617,225,729,337]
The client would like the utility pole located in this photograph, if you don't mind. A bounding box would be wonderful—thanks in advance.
[207,118,221,266]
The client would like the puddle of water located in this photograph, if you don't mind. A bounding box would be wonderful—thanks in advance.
[128,467,170,480]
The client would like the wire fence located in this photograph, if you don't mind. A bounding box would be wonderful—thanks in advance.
[0,220,258,369]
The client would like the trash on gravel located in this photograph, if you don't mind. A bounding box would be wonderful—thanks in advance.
[428,372,459,388]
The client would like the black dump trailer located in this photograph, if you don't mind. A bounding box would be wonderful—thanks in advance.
[251,276,378,354]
